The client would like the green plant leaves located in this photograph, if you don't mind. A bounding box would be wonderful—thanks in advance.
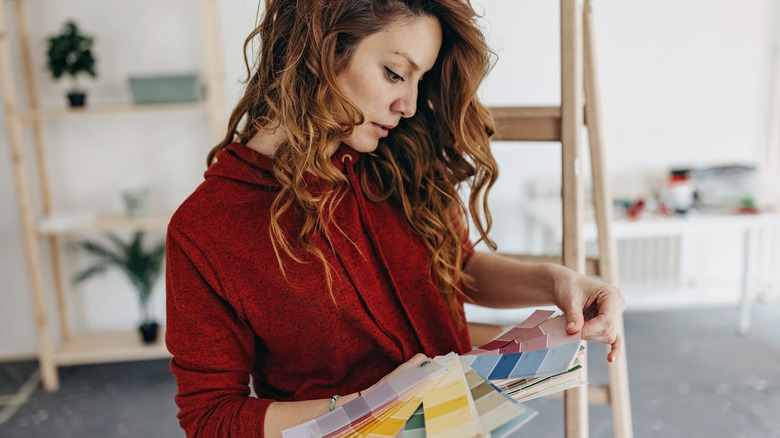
[47,20,97,80]
[72,231,165,324]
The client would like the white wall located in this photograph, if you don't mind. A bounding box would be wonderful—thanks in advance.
[0,0,775,358]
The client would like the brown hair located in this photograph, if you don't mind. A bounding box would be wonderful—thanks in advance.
[208,0,498,324]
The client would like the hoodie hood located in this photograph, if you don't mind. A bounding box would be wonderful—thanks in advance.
[204,143,360,189]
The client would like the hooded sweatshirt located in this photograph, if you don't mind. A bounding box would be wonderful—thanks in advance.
[166,143,473,437]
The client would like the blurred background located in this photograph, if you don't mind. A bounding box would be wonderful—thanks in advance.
[0,0,778,437]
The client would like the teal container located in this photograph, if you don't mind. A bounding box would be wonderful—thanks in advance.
[128,74,203,104]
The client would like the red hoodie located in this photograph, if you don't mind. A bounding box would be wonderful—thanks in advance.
[166,143,473,437]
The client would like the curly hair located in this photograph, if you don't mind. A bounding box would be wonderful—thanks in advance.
[208,0,498,325]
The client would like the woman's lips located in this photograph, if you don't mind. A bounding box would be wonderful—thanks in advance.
[371,122,389,138]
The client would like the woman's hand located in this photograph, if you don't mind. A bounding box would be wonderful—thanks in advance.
[462,252,627,362]
[548,264,627,362]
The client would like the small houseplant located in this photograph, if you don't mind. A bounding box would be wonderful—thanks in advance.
[73,232,166,343]
[46,20,97,107]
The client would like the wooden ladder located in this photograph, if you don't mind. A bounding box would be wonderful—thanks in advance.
[471,1,634,437]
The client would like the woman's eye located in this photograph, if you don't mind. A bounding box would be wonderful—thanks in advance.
[384,67,404,82]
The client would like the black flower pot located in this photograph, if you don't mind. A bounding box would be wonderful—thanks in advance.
[138,322,160,344]
[67,91,86,107]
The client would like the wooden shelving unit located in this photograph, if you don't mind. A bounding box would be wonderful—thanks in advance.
[38,212,175,236]
[55,329,169,366]
[20,101,209,122]
[0,0,225,391]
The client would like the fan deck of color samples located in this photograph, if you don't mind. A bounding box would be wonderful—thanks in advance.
[282,310,585,437]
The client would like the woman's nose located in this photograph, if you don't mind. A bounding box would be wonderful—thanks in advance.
[392,84,417,118]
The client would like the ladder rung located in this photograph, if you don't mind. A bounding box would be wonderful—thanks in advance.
[497,253,600,277]
[489,106,590,142]
[545,383,612,405]
[490,106,562,142]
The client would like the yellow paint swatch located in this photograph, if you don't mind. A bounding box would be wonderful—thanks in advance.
[423,353,487,438]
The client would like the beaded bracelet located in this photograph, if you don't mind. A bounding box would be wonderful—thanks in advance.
[329,395,341,412]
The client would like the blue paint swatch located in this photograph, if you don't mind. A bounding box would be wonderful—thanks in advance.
[471,355,501,378]
[537,341,580,376]
[510,349,548,379]
[460,355,477,367]
[488,353,523,380]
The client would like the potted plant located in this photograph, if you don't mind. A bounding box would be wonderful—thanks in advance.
[46,20,97,107]
[73,232,166,343]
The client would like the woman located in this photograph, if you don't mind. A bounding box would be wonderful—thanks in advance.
[166,0,626,436]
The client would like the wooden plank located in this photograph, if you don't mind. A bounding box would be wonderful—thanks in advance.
[19,102,208,122]
[1,0,60,392]
[54,330,169,366]
[584,3,616,288]
[547,383,611,405]
[607,319,633,436]
[583,2,634,436]
[49,238,71,343]
[560,5,585,273]
[560,1,588,437]
[200,0,228,143]
[12,0,76,359]
[490,106,562,141]
[37,212,173,236]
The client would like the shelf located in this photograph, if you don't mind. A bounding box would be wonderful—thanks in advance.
[19,101,208,123]
[38,211,173,236]
[54,329,169,366]
[1,0,225,391]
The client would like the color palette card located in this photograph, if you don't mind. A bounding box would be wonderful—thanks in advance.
[461,361,537,435]
[345,367,448,438]
[461,339,582,381]
[498,346,586,402]
[400,406,425,438]
[282,359,449,438]
[423,352,487,438]
[400,361,539,438]
[468,311,581,357]
[282,310,585,438]
[465,310,555,355]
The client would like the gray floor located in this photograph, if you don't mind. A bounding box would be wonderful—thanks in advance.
[0,301,778,438]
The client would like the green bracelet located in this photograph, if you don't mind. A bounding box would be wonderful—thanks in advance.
[329,394,341,412]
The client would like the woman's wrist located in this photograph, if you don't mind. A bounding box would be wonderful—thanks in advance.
[330,392,360,411]
[541,262,570,304]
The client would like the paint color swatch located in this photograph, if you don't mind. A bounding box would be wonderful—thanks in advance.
[461,340,582,381]
[465,310,555,355]
[283,310,588,437]
[347,367,448,438]
[462,362,533,433]
[282,359,448,438]
[400,406,425,438]
[423,353,486,438]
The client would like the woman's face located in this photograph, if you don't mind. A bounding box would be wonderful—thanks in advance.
[336,16,442,154]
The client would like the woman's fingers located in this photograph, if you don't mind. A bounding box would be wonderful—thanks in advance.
[581,310,624,362]
[607,333,624,363]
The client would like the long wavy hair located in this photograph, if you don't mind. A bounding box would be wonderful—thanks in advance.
[208,0,498,324]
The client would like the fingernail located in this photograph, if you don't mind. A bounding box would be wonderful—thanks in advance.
[566,321,575,330]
